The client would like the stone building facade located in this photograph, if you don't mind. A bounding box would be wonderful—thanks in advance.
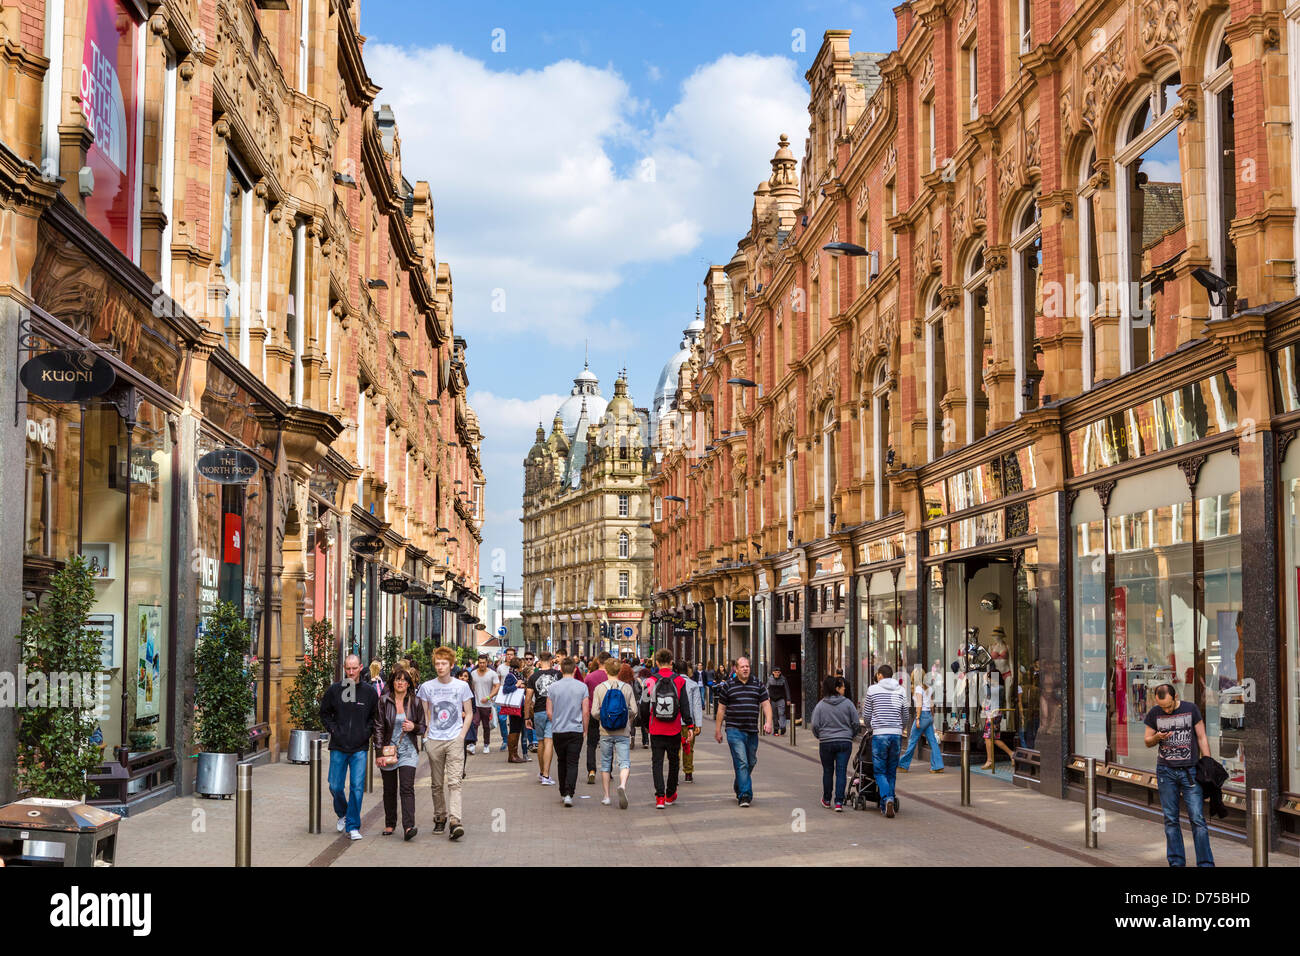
[0,0,483,810]
[651,7,1300,845]
[522,366,652,657]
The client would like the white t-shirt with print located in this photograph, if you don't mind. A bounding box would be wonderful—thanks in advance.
[417,677,474,740]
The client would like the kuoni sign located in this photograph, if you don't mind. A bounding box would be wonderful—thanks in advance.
[20,350,116,402]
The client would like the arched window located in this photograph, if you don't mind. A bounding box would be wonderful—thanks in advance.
[924,286,946,461]
[784,435,796,544]
[1116,65,1185,373]
[1205,16,1236,321]
[619,531,629,558]
[964,247,990,442]
[1077,145,1100,390]
[1012,200,1042,414]
[873,363,891,520]
[821,405,837,534]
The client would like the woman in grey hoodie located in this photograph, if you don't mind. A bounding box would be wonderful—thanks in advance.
[811,675,862,810]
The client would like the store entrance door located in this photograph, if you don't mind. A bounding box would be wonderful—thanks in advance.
[773,632,802,718]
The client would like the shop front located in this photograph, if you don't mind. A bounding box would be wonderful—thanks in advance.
[854,530,908,709]
[921,446,1042,764]
[1067,369,1245,809]
[807,550,848,701]
[752,570,770,680]
[772,559,804,718]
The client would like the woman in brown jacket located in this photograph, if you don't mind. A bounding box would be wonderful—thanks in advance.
[371,664,427,840]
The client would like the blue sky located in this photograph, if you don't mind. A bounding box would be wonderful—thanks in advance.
[360,1,898,587]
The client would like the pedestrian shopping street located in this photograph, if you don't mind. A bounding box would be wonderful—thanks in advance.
[113,716,1255,868]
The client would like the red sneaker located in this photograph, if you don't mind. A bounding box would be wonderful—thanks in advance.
[655,796,666,810]
[666,792,678,806]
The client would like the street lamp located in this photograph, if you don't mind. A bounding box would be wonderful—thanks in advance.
[543,576,555,654]
[493,573,506,646]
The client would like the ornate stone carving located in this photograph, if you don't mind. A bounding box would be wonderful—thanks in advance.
[972,179,987,229]
[855,182,869,216]
[1082,33,1125,130]
[913,234,927,281]
[930,223,942,267]
[940,285,961,309]
[920,52,935,90]
[1177,453,1207,493]
[1025,120,1041,171]
[884,144,897,174]
[984,244,1009,271]
[1060,87,1073,137]
[997,147,1018,197]
[1094,479,1117,513]
[878,306,898,355]
[1139,0,1198,57]
[958,0,977,33]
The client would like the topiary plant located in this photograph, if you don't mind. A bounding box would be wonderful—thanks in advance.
[193,600,255,754]
[379,632,401,682]
[287,619,334,731]
[15,554,103,800]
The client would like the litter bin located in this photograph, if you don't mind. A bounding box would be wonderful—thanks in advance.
[0,798,121,866]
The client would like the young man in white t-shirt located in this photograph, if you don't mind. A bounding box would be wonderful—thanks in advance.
[418,646,475,841]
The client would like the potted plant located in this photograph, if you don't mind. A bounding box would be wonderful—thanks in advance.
[14,556,104,862]
[286,619,334,763]
[193,600,255,797]
[15,554,103,799]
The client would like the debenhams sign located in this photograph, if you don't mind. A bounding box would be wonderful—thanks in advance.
[20,349,116,402]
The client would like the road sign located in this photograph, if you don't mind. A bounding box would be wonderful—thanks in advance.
[498,626,507,637]
[622,627,633,638]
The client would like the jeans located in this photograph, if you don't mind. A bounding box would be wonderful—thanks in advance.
[599,734,631,772]
[899,712,944,771]
[1156,766,1215,867]
[586,715,601,773]
[327,748,367,832]
[497,708,510,748]
[773,700,788,733]
[532,710,552,740]
[871,734,901,809]
[473,706,493,746]
[650,733,680,797]
[552,731,583,796]
[819,739,852,804]
[725,728,760,802]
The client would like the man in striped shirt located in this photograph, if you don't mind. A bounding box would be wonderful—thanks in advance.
[714,656,773,808]
[862,663,909,818]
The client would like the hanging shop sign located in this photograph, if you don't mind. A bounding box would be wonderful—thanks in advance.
[350,534,384,555]
[380,576,409,595]
[196,447,259,484]
[732,601,751,623]
[20,349,116,402]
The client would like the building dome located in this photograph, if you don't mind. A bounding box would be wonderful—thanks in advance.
[553,363,607,439]
[650,313,706,443]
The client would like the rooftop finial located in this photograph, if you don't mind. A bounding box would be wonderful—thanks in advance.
[584,339,589,369]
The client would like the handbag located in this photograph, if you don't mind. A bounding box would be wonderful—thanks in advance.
[378,744,397,768]
[499,688,524,717]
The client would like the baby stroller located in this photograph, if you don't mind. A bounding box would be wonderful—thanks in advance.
[845,733,888,812]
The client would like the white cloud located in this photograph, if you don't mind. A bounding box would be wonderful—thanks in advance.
[365,45,807,347]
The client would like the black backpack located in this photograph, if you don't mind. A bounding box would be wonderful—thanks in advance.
[652,674,679,722]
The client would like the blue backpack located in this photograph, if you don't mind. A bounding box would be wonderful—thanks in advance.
[599,681,629,731]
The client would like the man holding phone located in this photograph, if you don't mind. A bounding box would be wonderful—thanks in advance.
[1143,683,1214,867]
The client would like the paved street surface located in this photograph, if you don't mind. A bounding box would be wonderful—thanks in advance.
[116,717,1259,867]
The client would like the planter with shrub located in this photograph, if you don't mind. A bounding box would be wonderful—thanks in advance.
[286,619,334,763]
[193,601,255,797]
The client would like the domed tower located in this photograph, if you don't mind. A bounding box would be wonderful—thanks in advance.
[651,311,706,453]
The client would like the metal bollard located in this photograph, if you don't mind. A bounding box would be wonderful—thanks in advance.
[960,734,971,806]
[235,763,252,868]
[1084,756,1099,848]
[789,702,796,747]
[308,737,322,834]
[1249,788,1268,867]
[365,740,374,793]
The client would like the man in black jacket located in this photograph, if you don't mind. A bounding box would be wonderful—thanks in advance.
[320,654,379,840]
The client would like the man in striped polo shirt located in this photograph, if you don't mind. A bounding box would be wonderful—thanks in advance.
[714,656,773,807]
[862,663,910,817]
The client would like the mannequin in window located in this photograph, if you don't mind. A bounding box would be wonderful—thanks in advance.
[988,625,1010,681]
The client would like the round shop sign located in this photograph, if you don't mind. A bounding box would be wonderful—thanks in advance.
[350,534,384,555]
[195,448,259,484]
[20,349,116,402]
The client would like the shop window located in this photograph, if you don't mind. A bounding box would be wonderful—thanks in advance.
[1116,69,1185,373]
[1200,487,1243,785]
[1013,549,1041,750]
[965,248,990,442]
[1012,201,1042,414]
[924,565,945,712]
[1283,450,1300,794]
[23,400,82,561]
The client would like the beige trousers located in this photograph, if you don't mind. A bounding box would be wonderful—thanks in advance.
[423,736,465,823]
